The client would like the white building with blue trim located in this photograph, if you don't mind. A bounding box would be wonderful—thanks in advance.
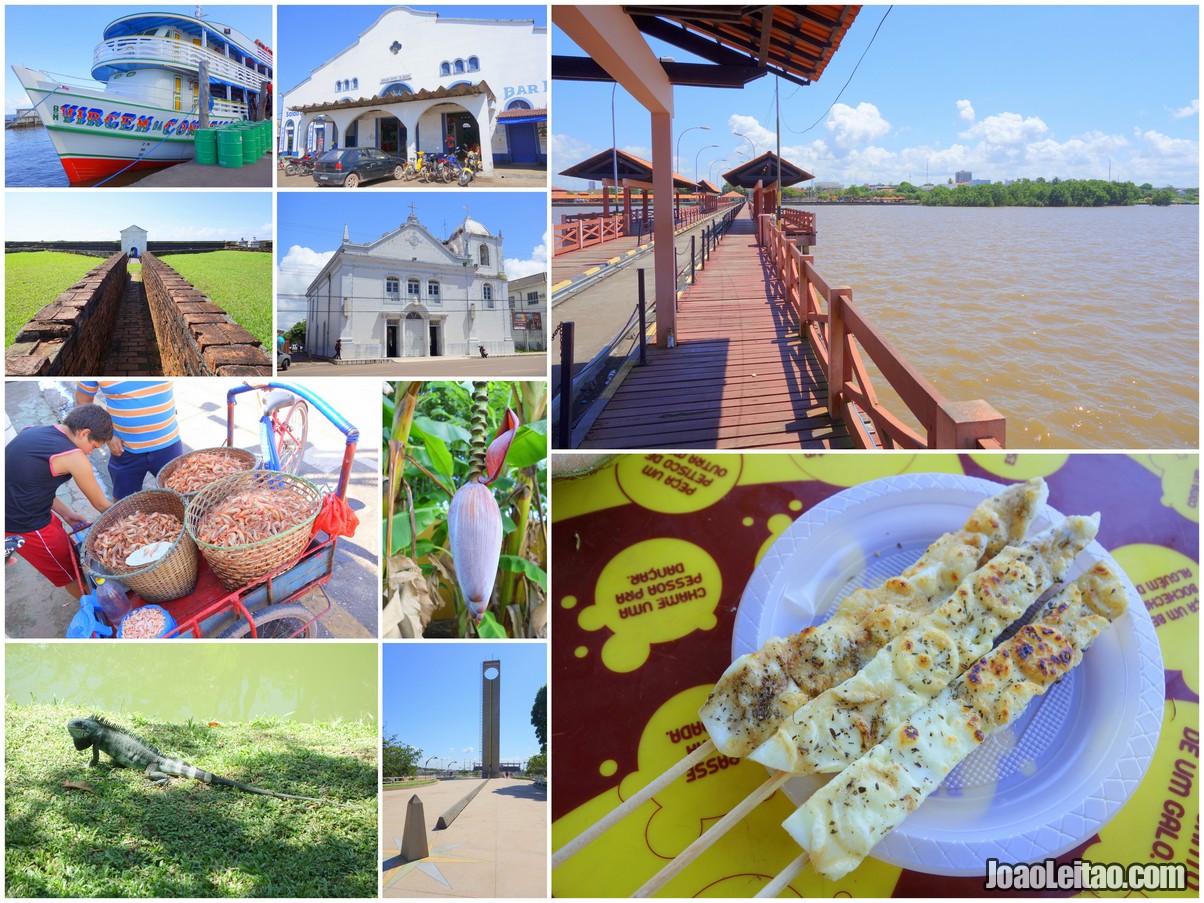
[305,211,515,361]
[279,6,547,174]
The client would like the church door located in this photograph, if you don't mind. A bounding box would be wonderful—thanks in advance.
[403,312,425,357]
[386,322,398,357]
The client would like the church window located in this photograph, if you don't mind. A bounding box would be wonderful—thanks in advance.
[478,244,490,266]
[483,283,494,308]
[407,278,421,296]
[427,280,440,301]
[468,56,480,72]
[454,59,465,74]
[440,61,451,77]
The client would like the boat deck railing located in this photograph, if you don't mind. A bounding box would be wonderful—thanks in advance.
[93,36,269,93]
[756,213,1005,449]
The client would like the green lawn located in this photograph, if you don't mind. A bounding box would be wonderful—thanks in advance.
[5,703,379,898]
[158,251,273,350]
[5,252,107,348]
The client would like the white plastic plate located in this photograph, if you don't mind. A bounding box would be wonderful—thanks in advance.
[125,541,172,568]
[734,473,1163,876]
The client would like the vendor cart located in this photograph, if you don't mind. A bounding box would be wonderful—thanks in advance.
[71,381,360,639]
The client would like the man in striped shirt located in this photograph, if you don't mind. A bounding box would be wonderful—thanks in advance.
[75,381,184,500]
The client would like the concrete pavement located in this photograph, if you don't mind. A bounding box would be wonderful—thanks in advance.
[3,377,379,638]
[382,777,547,898]
[287,353,547,379]
[277,162,548,190]
[550,207,739,389]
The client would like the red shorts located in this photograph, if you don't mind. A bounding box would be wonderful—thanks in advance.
[7,517,79,589]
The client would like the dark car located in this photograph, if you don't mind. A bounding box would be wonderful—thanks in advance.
[312,147,406,188]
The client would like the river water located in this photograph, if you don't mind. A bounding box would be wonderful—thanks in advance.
[558,202,1197,448]
[6,125,158,187]
[800,205,1198,449]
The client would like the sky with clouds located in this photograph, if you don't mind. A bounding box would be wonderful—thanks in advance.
[551,5,1199,189]
[275,191,547,331]
[382,643,546,767]
[5,191,272,241]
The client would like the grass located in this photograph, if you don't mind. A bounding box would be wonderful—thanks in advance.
[157,251,273,350]
[5,703,379,898]
[5,252,106,348]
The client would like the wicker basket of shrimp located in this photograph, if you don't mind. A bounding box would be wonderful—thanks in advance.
[81,489,199,603]
[156,447,257,500]
[185,470,322,589]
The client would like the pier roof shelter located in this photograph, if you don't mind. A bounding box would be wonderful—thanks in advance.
[553,5,859,346]
[559,147,697,226]
[723,152,815,221]
[696,178,721,212]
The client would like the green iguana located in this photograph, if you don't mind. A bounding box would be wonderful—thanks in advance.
[67,715,324,802]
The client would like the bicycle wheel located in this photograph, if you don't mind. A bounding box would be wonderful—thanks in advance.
[216,603,315,639]
[271,399,309,474]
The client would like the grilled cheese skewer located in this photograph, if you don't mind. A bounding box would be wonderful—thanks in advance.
[700,478,1048,758]
[778,562,1127,883]
[749,514,1099,775]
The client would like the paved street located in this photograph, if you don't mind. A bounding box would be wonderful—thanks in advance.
[287,353,547,379]
[277,163,547,190]
[4,378,380,638]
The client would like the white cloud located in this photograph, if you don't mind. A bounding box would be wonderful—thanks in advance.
[275,244,334,329]
[505,228,548,279]
[959,111,1048,146]
[825,102,891,149]
[1171,99,1199,119]
[956,99,976,123]
[549,132,596,177]
[727,113,777,158]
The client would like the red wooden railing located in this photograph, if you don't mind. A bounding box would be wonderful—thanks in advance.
[552,200,738,257]
[757,214,1005,450]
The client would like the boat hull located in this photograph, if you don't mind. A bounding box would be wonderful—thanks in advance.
[12,65,246,184]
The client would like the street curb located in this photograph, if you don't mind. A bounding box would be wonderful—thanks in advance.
[435,779,489,829]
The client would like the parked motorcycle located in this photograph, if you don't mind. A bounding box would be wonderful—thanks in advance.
[458,148,481,187]
[284,154,316,177]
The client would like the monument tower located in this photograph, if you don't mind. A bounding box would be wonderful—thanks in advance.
[481,660,501,778]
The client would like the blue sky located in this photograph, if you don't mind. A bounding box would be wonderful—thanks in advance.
[278,5,547,95]
[275,190,548,331]
[5,5,273,115]
[382,643,546,767]
[552,5,1200,188]
[5,191,272,241]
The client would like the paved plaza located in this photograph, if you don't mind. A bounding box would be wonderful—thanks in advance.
[382,778,547,898]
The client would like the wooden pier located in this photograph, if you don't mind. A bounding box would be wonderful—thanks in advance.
[579,212,851,449]
[577,207,1006,450]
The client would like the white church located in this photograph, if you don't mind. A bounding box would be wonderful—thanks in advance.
[304,210,516,361]
[279,6,547,175]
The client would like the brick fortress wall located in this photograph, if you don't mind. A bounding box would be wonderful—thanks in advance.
[138,253,271,377]
[5,253,128,376]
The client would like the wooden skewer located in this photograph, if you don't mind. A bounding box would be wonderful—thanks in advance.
[756,851,810,898]
[551,739,716,869]
[632,769,792,897]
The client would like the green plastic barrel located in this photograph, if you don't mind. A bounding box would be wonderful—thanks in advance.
[240,123,257,164]
[258,121,271,157]
[217,128,243,168]
[194,128,218,164]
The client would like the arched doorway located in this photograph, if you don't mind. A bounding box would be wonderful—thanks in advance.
[346,110,407,154]
[283,119,296,155]
[308,116,338,154]
[403,311,426,357]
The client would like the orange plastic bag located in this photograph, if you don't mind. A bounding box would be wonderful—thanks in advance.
[312,493,359,539]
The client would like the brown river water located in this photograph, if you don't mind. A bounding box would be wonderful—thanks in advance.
[796,204,1199,449]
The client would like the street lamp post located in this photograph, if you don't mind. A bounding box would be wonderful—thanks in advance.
[694,143,718,183]
[675,125,710,221]
[733,131,757,160]
[709,158,728,185]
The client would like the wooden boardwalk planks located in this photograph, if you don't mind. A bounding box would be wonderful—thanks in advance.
[580,215,852,449]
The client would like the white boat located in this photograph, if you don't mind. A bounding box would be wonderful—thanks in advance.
[12,9,272,183]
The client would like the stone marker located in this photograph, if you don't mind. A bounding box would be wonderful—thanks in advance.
[401,794,430,861]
